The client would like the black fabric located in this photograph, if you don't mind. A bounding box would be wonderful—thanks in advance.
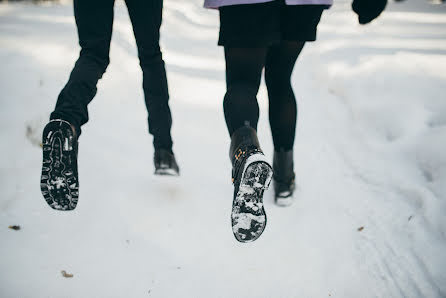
[265,41,304,151]
[50,0,173,150]
[218,1,326,47]
[223,47,265,134]
[352,0,387,24]
[223,41,305,151]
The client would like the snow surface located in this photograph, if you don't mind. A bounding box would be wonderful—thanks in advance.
[1,0,446,297]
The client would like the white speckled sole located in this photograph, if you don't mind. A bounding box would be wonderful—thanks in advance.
[40,120,78,211]
[232,154,272,243]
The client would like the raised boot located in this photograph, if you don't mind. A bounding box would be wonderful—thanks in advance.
[40,119,79,210]
[230,126,273,242]
[154,149,180,176]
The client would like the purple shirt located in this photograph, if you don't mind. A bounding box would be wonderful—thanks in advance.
[204,0,333,9]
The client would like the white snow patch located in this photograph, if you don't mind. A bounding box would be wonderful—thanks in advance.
[232,213,266,231]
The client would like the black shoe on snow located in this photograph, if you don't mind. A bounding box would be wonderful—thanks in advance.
[40,119,79,211]
[273,149,296,207]
[230,126,272,243]
[154,149,180,176]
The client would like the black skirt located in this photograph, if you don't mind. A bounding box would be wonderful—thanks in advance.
[218,0,328,47]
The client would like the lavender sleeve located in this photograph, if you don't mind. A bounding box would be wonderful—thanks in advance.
[204,0,333,9]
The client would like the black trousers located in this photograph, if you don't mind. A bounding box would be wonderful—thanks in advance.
[51,0,173,151]
[224,41,305,151]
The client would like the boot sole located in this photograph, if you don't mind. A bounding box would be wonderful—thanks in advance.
[274,182,296,207]
[154,168,179,176]
[40,120,78,211]
[232,154,273,243]
[275,193,294,207]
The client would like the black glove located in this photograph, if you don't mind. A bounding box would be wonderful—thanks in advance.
[352,0,387,25]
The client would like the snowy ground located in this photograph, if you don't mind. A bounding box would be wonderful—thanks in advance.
[1,0,446,297]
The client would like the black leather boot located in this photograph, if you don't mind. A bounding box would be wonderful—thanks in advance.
[273,149,296,206]
[40,119,79,210]
[230,126,272,242]
[154,149,180,176]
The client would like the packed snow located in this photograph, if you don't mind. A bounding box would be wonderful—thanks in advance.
[1,0,445,297]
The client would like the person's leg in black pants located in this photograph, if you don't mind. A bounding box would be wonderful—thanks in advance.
[42,0,114,211]
[50,0,115,136]
[265,41,305,151]
[223,47,267,136]
[41,0,177,211]
[125,0,172,152]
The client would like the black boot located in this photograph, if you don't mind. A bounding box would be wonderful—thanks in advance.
[154,149,180,176]
[230,126,273,243]
[273,149,296,206]
[40,119,79,210]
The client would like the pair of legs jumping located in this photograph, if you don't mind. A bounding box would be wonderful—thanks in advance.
[40,0,327,244]
[224,43,304,242]
[216,0,387,242]
[216,1,326,242]
[219,0,387,242]
[40,0,179,211]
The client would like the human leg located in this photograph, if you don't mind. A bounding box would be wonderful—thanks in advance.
[125,0,178,175]
[223,47,273,242]
[50,0,115,136]
[265,41,305,151]
[42,0,114,210]
[264,41,305,205]
[223,47,267,136]
[125,0,173,152]
[218,1,283,242]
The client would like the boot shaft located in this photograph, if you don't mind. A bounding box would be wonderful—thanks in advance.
[229,126,261,162]
[273,149,294,183]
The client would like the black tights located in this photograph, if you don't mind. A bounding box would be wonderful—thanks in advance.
[223,41,305,151]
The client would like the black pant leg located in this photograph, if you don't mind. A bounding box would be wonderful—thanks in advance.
[51,0,115,136]
[223,47,267,136]
[264,41,305,151]
[125,0,172,151]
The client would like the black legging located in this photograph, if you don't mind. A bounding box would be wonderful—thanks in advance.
[223,41,305,151]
